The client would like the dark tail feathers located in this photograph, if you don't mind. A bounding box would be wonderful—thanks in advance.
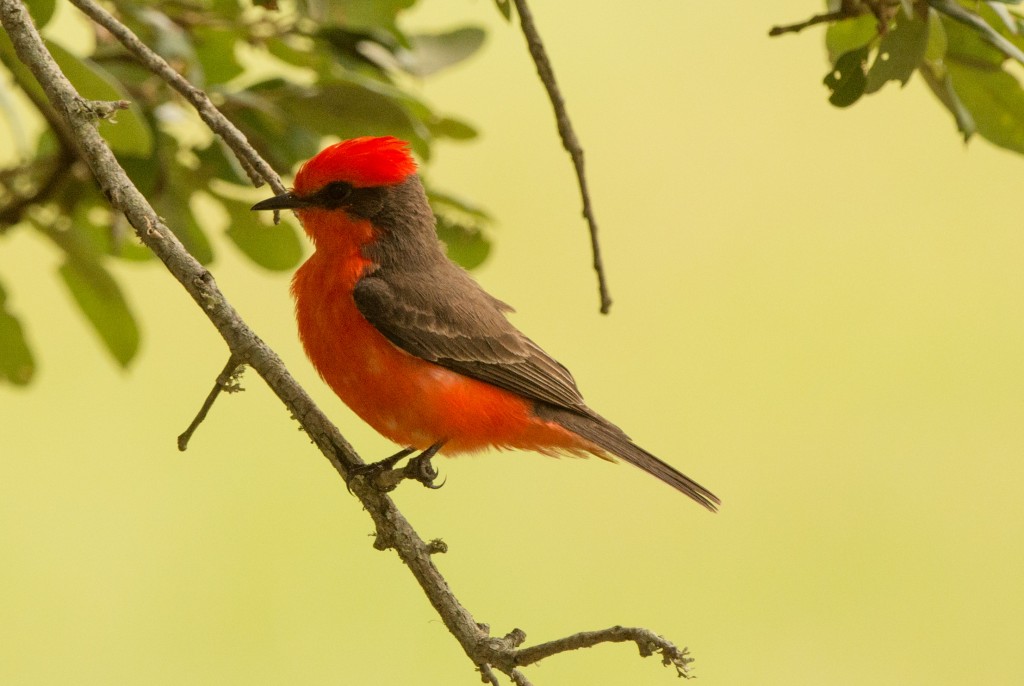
[536,404,720,512]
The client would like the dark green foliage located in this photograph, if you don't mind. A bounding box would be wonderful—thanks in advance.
[822,2,1024,154]
[824,45,871,107]
[58,255,140,368]
[429,189,493,270]
[0,281,34,385]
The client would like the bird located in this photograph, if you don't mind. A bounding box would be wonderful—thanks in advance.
[251,136,719,511]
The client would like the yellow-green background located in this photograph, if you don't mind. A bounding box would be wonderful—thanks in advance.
[3,1,1023,684]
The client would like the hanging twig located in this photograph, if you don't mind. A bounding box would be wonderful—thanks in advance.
[511,0,613,314]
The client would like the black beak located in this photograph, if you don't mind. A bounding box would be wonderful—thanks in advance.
[251,191,308,211]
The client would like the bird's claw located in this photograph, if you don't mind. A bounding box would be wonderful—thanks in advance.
[346,444,445,492]
[406,452,445,489]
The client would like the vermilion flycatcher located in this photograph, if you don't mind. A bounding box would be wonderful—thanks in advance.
[252,136,719,511]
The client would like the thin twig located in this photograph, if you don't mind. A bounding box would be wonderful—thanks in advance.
[67,0,286,195]
[509,669,534,686]
[511,0,612,314]
[768,10,848,36]
[514,625,693,677]
[478,664,500,686]
[177,355,245,451]
[767,0,895,37]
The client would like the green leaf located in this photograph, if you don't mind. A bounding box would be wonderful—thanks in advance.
[435,216,491,270]
[118,154,161,198]
[975,2,1024,55]
[947,60,1024,153]
[315,27,394,71]
[928,0,1024,64]
[866,12,929,93]
[194,139,249,185]
[221,196,303,271]
[925,7,948,60]
[0,280,36,386]
[266,36,331,74]
[428,188,492,224]
[277,81,427,154]
[193,26,245,85]
[55,180,153,262]
[402,27,485,76]
[427,116,478,141]
[986,1,1018,34]
[429,187,492,270]
[46,41,154,157]
[941,11,1007,65]
[0,30,49,128]
[824,45,870,107]
[938,4,1024,151]
[24,0,56,28]
[58,256,140,367]
[152,185,215,265]
[919,60,976,139]
[121,7,201,82]
[303,0,416,43]
[75,203,152,262]
[224,88,321,171]
[492,0,512,22]
[826,14,878,62]
[0,81,33,157]
[209,0,244,17]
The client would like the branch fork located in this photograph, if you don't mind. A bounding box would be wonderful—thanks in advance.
[74,97,130,120]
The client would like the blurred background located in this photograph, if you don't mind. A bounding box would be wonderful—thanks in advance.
[2,1,1023,684]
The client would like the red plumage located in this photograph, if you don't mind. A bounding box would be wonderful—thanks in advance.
[294,136,417,193]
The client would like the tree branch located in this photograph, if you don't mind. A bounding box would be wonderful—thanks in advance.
[511,0,612,314]
[177,354,245,451]
[0,1,696,681]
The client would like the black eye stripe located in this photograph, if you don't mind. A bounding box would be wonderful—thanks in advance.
[312,181,354,208]
[304,182,389,219]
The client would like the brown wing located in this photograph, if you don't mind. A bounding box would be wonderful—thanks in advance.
[352,265,588,412]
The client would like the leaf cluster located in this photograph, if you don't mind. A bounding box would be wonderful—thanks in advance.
[822,0,1024,153]
[0,0,492,383]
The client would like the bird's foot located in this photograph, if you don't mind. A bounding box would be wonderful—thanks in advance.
[347,443,445,492]
[405,448,444,489]
[346,447,413,492]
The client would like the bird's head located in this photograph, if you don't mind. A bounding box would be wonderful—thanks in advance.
[251,136,423,246]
